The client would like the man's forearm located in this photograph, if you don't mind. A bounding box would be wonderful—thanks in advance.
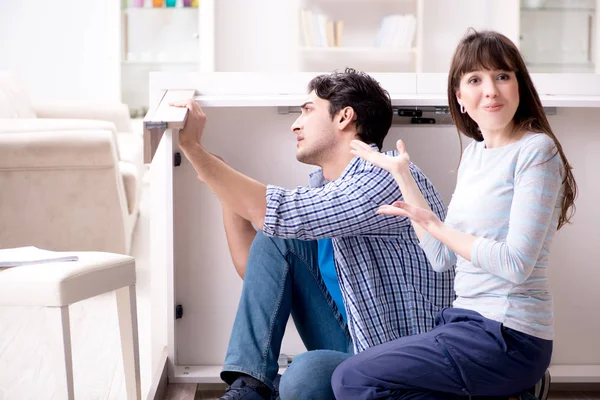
[222,204,257,279]
[180,142,268,227]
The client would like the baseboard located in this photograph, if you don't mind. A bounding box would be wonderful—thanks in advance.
[146,347,169,400]
[551,382,600,392]
[169,365,288,383]
[548,364,600,383]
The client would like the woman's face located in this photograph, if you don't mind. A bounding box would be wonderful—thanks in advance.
[456,69,520,135]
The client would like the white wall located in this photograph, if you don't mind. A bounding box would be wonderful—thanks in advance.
[0,0,121,103]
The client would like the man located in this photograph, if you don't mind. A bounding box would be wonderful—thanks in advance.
[171,69,455,400]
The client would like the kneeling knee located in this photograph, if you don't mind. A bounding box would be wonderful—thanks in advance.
[279,351,346,400]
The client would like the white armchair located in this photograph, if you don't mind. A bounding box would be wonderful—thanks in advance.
[0,71,142,255]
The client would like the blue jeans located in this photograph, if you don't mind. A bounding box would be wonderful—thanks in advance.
[221,231,353,399]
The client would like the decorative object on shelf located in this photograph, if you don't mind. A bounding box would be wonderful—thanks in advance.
[183,0,191,6]
[191,0,199,7]
[132,0,145,7]
[166,0,176,7]
[153,0,163,7]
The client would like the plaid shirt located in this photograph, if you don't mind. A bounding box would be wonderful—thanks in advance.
[263,145,456,353]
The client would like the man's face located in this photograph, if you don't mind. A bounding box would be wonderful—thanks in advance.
[291,90,337,165]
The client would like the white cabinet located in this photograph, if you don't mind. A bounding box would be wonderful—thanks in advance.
[145,72,600,385]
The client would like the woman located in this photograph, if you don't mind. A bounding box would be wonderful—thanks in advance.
[331,30,577,400]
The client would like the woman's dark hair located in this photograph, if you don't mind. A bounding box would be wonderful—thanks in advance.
[308,68,393,149]
[447,29,576,229]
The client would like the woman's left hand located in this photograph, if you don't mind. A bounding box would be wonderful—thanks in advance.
[377,201,443,233]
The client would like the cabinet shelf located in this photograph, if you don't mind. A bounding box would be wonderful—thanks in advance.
[301,46,416,53]
[300,46,416,66]
[305,0,410,3]
[521,7,594,11]
[122,60,197,65]
[123,7,198,12]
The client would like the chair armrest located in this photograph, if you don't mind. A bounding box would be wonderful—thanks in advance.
[0,118,122,161]
[0,118,116,134]
[31,102,133,133]
[119,161,138,215]
[0,129,119,169]
[0,129,132,254]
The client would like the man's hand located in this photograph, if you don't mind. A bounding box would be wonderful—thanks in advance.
[169,99,207,150]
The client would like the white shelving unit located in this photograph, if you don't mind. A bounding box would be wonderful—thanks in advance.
[297,0,423,72]
[519,0,600,73]
[289,0,597,74]
[292,0,523,73]
[120,0,215,115]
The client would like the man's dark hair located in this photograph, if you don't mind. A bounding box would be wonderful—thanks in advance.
[307,68,393,149]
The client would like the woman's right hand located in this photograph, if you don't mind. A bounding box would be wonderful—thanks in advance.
[350,139,411,176]
[377,201,443,233]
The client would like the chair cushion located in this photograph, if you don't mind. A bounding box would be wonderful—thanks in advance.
[0,71,36,118]
[0,252,135,307]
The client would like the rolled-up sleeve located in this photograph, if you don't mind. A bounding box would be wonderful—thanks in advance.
[263,168,411,240]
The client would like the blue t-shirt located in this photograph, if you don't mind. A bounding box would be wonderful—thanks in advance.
[318,238,347,322]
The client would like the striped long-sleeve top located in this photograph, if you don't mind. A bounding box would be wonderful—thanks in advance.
[263,144,456,353]
[420,133,564,340]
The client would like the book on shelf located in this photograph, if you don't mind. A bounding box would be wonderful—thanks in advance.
[0,246,79,268]
[299,9,344,48]
[375,14,417,50]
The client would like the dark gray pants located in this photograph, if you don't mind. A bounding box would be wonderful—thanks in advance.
[332,308,552,399]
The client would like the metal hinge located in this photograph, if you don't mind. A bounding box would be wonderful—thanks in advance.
[175,304,183,319]
[144,121,168,130]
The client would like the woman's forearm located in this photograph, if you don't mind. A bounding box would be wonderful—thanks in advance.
[391,169,433,239]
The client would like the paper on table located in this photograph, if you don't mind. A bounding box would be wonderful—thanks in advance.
[0,246,78,268]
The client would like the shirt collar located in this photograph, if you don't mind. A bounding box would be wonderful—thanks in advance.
[308,143,380,188]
